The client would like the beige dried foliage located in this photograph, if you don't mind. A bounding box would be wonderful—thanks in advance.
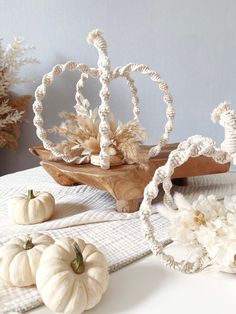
[0,37,38,150]
[0,130,17,150]
[49,110,101,157]
[50,108,149,168]
[0,95,31,150]
[114,121,149,169]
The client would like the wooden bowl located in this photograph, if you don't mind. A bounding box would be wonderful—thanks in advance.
[29,144,230,212]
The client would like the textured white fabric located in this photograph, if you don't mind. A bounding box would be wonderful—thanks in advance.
[0,215,169,314]
[1,167,236,312]
[0,167,168,313]
[0,167,141,238]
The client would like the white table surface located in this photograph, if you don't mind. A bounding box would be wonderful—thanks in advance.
[3,168,236,313]
[31,253,236,314]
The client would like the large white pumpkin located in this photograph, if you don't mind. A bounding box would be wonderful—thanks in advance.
[0,233,54,287]
[36,237,109,314]
[8,190,55,225]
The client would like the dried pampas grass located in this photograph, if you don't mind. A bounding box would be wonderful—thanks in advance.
[50,107,149,168]
[49,109,101,158]
[114,121,148,169]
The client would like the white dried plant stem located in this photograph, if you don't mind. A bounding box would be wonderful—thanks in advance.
[139,135,231,273]
[212,101,236,161]
[87,29,112,169]
[74,73,91,116]
[33,61,98,161]
[112,63,175,158]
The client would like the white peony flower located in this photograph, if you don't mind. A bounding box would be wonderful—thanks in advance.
[166,193,236,272]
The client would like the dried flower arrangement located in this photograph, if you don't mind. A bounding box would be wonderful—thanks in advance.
[49,107,149,169]
[0,37,38,150]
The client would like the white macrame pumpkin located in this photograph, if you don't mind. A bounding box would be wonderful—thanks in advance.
[32,29,175,169]
[9,190,55,225]
[36,237,109,314]
[0,233,54,287]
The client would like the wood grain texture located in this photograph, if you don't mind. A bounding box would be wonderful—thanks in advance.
[30,144,230,212]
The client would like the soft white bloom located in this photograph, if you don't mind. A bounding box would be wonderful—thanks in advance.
[166,193,236,272]
[224,195,236,213]
[195,225,216,248]
[227,213,236,225]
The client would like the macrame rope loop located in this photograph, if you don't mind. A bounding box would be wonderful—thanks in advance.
[212,101,236,162]
[33,62,99,162]
[112,63,175,158]
[139,134,232,273]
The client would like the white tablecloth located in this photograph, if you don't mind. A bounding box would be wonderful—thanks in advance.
[0,167,169,313]
[1,167,236,313]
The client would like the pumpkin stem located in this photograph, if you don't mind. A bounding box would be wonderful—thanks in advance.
[23,235,34,250]
[71,242,85,274]
[28,190,35,200]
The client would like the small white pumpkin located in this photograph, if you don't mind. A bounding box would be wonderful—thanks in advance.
[36,237,109,314]
[9,190,55,225]
[0,233,54,287]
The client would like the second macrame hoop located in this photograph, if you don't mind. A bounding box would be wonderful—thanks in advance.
[32,29,175,169]
[139,102,236,273]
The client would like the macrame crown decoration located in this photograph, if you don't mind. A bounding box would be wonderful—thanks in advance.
[139,101,236,274]
[33,29,175,169]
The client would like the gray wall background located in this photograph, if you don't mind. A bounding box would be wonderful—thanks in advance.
[1,0,236,175]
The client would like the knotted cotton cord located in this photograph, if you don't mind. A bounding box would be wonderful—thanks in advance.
[139,133,232,273]
[32,29,175,168]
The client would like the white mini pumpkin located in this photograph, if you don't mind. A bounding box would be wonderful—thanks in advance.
[36,237,109,314]
[9,190,55,225]
[0,233,54,287]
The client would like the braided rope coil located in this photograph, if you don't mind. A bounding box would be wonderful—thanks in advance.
[139,102,236,273]
[32,29,175,168]
[139,134,232,273]
[212,101,236,161]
